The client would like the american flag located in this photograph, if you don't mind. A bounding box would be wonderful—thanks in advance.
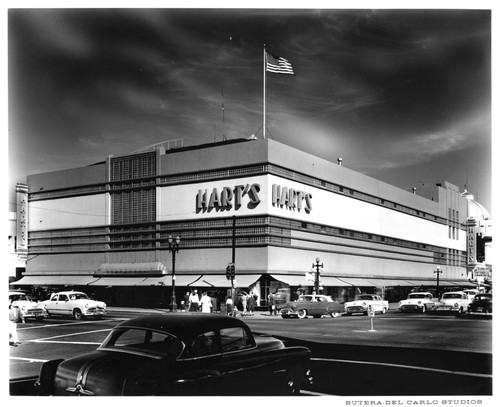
[266,52,295,75]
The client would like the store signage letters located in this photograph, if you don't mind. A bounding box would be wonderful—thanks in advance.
[272,184,312,213]
[196,183,261,212]
[467,225,476,264]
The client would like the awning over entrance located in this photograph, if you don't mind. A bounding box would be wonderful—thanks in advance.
[10,275,64,286]
[136,275,203,287]
[97,262,167,275]
[367,278,415,287]
[194,275,232,288]
[320,276,355,287]
[56,275,100,285]
[336,277,379,287]
[271,274,313,286]
[89,277,149,286]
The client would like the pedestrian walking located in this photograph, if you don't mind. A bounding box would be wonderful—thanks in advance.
[200,292,212,313]
[210,294,218,312]
[225,296,234,316]
[9,299,24,346]
[241,292,248,314]
[188,290,200,312]
[268,292,277,315]
[247,292,255,315]
[181,291,190,312]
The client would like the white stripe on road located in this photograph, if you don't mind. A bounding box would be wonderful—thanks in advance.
[10,356,48,363]
[311,357,492,378]
[17,318,126,330]
[30,340,102,345]
[32,328,111,342]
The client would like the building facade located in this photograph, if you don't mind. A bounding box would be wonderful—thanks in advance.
[12,138,488,307]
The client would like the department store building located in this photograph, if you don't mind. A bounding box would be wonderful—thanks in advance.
[12,138,490,307]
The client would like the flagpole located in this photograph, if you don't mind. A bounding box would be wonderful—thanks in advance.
[263,44,266,140]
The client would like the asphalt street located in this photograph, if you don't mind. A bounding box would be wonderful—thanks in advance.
[9,307,492,396]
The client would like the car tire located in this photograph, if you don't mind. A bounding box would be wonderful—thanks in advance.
[381,307,387,314]
[330,312,341,318]
[297,309,307,319]
[421,305,426,313]
[73,308,83,320]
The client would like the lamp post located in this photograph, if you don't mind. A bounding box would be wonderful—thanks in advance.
[434,266,442,299]
[167,234,180,311]
[312,258,323,294]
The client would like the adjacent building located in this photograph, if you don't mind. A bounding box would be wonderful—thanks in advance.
[11,138,491,307]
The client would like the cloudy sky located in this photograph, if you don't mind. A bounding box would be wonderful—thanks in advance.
[7,7,492,213]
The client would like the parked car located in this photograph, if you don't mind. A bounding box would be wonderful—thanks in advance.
[280,294,344,319]
[34,313,313,396]
[398,292,436,313]
[467,293,492,315]
[433,291,471,314]
[463,289,482,301]
[9,291,48,321]
[344,294,389,315]
[40,291,106,320]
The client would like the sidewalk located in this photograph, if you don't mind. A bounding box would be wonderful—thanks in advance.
[107,303,401,318]
[107,306,277,318]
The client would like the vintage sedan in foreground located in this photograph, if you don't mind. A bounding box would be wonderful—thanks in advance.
[398,292,436,313]
[40,291,106,319]
[9,291,47,321]
[433,291,472,314]
[280,294,344,319]
[34,313,313,396]
[344,294,389,315]
[467,293,492,315]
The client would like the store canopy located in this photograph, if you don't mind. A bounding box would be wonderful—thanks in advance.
[195,275,232,288]
[367,278,415,287]
[89,277,149,286]
[230,275,261,288]
[336,277,379,287]
[136,275,205,287]
[320,276,355,287]
[10,275,63,286]
[271,274,314,286]
[55,275,100,285]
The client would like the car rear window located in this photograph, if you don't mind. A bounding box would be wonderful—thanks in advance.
[101,328,184,359]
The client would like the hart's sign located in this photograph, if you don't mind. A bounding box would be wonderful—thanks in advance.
[272,184,312,213]
[196,184,261,212]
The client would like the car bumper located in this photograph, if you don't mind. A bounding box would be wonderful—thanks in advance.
[399,305,423,312]
[23,310,48,319]
[83,308,106,316]
[468,307,492,314]
[433,305,458,312]
[345,306,367,314]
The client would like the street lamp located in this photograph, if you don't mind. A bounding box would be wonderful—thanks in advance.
[434,266,443,299]
[312,258,323,294]
[167,234,180,311]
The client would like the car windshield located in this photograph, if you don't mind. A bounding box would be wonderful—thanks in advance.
[408,294,429,299]
[68,293,90,300]
[100,327,185,359]
[442,294,462,299]
[10,294,29,301]
[474,295,491,301]
[358,295,375,300]
[298,296,312,302]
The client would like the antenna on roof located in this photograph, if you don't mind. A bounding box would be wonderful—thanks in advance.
[222,92,227,141]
